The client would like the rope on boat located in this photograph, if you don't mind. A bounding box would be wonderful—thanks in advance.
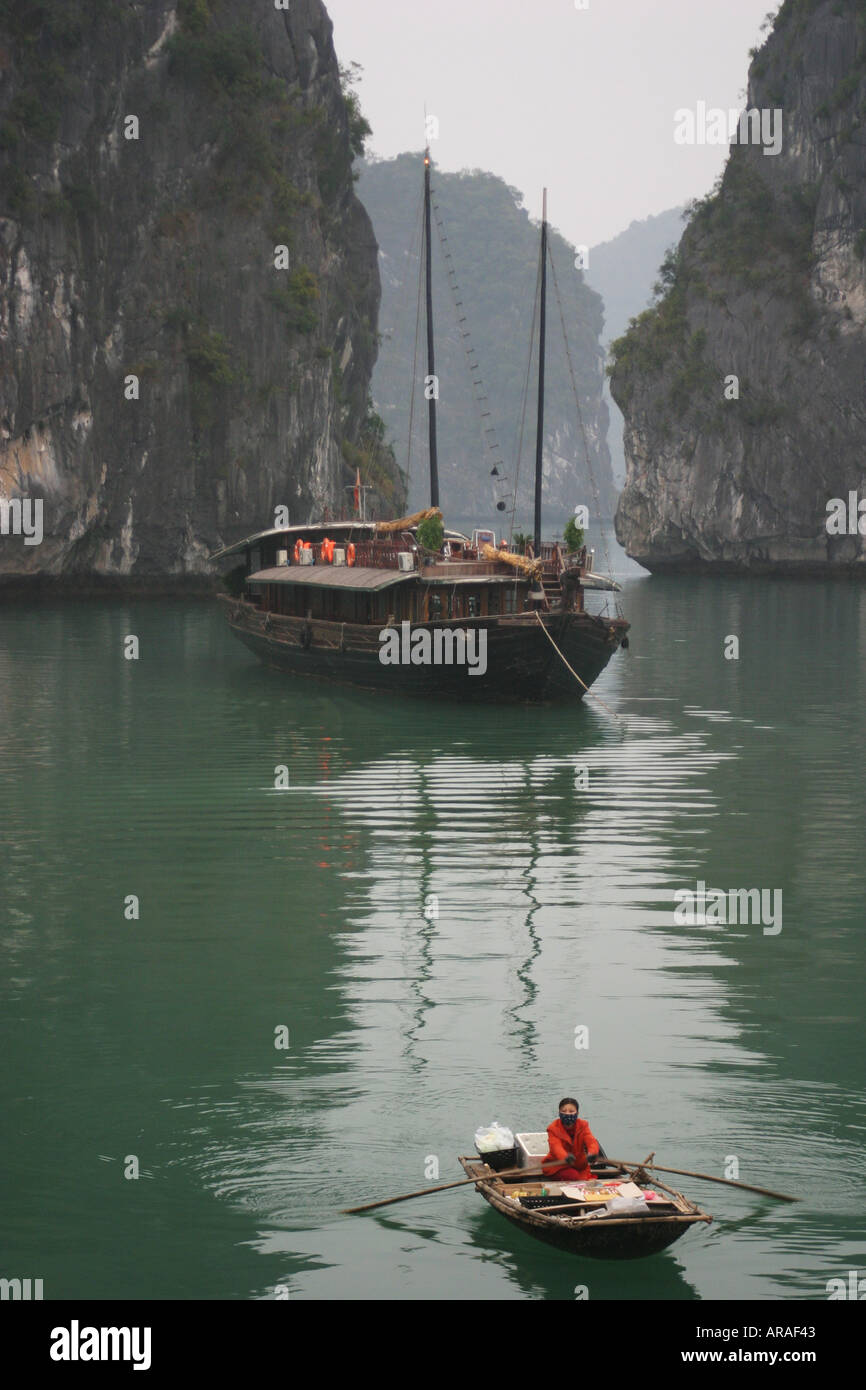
[548,246,614,586]
[430,182,509,512]
[534,611,621,721]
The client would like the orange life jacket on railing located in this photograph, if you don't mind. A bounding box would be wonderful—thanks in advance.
[346,543,356,567]
[293,539,303,563]
[322,538,335,564]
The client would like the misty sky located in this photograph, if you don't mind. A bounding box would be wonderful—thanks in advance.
[326,0,776,247]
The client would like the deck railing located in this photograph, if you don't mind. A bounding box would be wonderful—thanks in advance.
[559,545,588,574]
[351,542,412,569]
[287,540,415,569]
[540,541,567,579]
[280,537,590,577]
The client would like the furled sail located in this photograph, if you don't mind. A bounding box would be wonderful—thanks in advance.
[375,508,443,534]
[481,543,542,578]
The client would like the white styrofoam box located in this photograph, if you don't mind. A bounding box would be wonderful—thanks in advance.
[515,1132,549,1168]
[299,549,314,566]
[276,549,288,567]
[397,551,415,571]
[333,548,346,566]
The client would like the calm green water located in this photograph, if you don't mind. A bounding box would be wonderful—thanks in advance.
[1,563,864,1301]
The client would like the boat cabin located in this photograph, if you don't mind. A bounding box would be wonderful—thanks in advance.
[212,520,597,628]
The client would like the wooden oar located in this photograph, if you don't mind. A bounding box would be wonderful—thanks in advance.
[341,1160,562,1215]
[603,1158,798,1203]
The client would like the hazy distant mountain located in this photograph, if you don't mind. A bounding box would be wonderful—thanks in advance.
[589,209,687,343]
[357,154,616,527]
[587,208,685,489]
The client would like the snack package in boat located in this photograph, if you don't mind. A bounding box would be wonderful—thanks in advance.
[561,1183,617,1202]
[474,1122,515,1153]
[560,1181,650,1209]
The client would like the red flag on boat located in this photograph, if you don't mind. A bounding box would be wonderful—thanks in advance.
[354,468,361,514]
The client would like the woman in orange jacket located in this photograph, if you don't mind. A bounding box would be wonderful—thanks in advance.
[544,1097,600,1181]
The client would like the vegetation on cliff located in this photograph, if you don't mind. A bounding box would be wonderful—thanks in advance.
[610,0,866,571]
[0,0,401,582]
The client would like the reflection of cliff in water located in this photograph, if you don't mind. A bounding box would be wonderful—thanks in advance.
[227,672,615,1075]
[198,572,866,1291]
[464,1205,701,1301]
[381,1202,700,1300]
[614,577,866,1211]
[215,576,866,1292]
[0,601,384,1298]
[240,660,737,1074]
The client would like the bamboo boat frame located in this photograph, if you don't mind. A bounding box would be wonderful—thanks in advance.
[458,1156,712,1260]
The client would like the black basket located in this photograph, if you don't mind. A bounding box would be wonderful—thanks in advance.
[478,1147,518,1172]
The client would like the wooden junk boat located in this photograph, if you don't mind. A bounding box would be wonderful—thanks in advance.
[457,1152,712,1260]
[213,158,629,702]
[212,515,627,702]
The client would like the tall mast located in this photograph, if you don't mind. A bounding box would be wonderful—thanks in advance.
[424,148,440,509]
[534,189,548,557]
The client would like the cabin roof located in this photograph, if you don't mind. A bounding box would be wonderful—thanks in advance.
[246,566,415,592]
[211,523,474,563]
[211,522,378,562]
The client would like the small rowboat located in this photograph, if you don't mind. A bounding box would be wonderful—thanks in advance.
[458,1155,712,1260]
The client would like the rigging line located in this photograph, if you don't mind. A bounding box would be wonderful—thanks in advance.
[547,242,614,582]
[509,240,543,547]
[430,209,506,491]
[429,187,509,509]
[356,197,425,520]
[534,611,621,721]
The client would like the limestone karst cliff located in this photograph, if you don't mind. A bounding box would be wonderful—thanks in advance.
[0,0,402,586]
[611,0,866,573]
[587,206,685,491]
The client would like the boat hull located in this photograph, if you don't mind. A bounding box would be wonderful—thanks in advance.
[458,1158,709,1260]
[218,596,627,703]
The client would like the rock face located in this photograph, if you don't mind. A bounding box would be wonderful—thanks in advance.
[358,156,616,526]
[611,0,866,573]
[587,206,685,490]
[0,0,401,586]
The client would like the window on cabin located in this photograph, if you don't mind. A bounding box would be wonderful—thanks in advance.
[430,594,442,621]
[504,587,518,614]
[467,594,479,618]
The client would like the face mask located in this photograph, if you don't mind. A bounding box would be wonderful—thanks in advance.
[559,1113,577,1127]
